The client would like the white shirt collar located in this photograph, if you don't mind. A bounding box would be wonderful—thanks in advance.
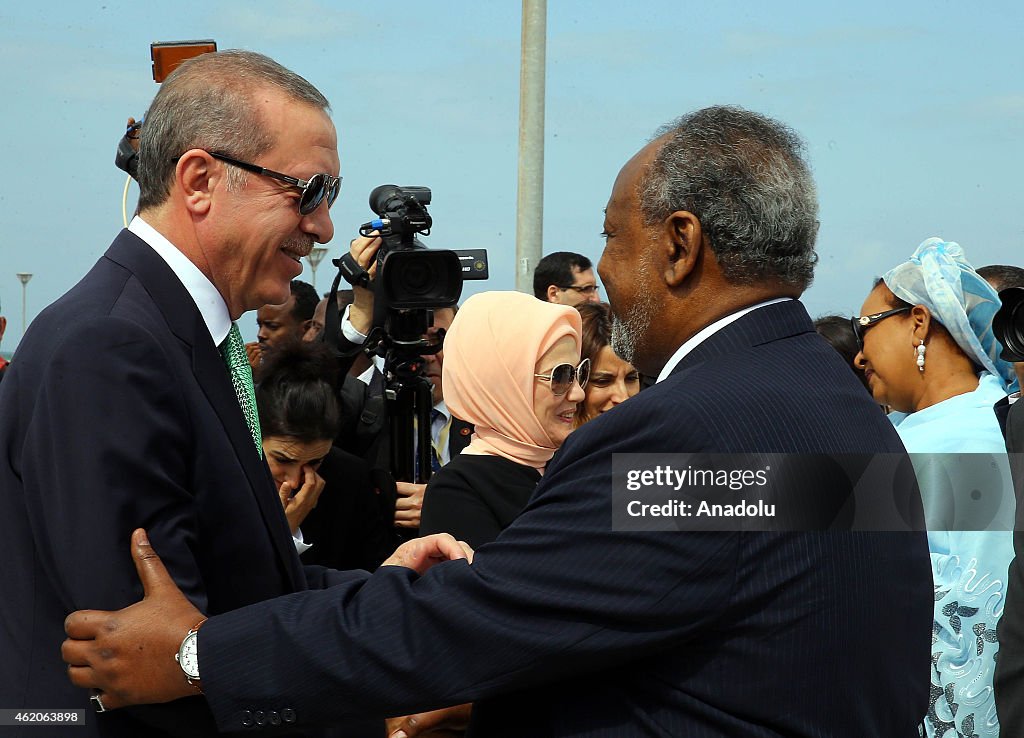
[128,216,232,345]
[655,298,793,384]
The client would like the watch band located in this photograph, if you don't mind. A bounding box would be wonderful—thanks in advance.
[176,618,207,692]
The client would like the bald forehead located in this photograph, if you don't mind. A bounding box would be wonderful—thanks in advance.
[612,138,664,204]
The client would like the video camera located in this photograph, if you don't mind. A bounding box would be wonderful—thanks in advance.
[331,185,488,485]
[994,288,1024,362]
[337,185,487,347]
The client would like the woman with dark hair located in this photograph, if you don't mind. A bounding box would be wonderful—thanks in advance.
[257,340,393,573]
[813,314,870,392]
[574,302,640,426]
[854,238,1015,738]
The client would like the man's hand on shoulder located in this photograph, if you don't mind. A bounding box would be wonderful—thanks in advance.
[62,529,204,709]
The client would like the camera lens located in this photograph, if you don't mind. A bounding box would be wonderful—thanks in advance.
[400,258,438,296]
[381,250,462,309]
[994,287,1024,362]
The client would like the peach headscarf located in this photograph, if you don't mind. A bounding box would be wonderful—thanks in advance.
[442,291,583,472]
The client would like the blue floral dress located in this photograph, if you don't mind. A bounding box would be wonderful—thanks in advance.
[892,373,1014,738]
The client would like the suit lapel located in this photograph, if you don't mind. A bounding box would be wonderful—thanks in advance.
[192,336,305,589]
[104,230,305,590]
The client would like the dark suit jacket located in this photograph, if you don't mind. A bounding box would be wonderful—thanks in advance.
[195,300,933,736]
[0,230,365,737]
[336,367,472,542]
[337,368,473,465]
[994,395,1012,438]
[995,400,1024,730]
[419,454,541,549]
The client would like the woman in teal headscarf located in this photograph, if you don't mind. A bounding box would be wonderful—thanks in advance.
[854,237,1016,738]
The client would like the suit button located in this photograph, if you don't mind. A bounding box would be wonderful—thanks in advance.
[255,710,267,726]
[281,708,296,724]
[269,710,281,726]
[241,710,255,728]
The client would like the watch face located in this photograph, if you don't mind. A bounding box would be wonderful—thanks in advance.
[177,632,200,679]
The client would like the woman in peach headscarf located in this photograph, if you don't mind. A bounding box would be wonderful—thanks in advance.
[419,290,587,549]
[396,296,586,738]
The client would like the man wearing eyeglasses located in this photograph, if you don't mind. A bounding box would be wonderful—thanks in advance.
[532,251,602,306]
[0,49,430,737]
[63,106,931,737]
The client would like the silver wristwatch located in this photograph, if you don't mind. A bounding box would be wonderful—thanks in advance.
[175,620,206,690]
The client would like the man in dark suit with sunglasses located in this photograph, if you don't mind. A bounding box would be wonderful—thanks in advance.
[63,106,932,737]
[0,49,390,737]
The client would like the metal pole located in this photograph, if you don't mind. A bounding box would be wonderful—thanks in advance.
[515,0,546,293]
[307,247,328,291]
[16,273,32,339]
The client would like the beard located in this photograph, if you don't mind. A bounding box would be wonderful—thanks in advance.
[610,300,651,366]
[610,285,655,367]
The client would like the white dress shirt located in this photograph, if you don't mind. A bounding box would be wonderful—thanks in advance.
[655,298,793,383]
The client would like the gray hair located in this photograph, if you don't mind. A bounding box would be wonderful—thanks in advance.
[136,50,330,211]
[639,105,819,290]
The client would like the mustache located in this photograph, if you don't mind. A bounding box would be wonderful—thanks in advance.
[283,236,314,258]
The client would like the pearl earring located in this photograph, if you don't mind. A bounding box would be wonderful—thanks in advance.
[915,341,926,372]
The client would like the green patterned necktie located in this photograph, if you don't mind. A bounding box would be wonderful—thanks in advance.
[219,322,262,458]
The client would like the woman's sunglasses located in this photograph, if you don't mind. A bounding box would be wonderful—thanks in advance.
[850,307,912,349]
[206,151,342,215]
[535,358,590,396]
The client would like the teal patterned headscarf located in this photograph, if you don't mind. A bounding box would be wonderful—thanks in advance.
[882,237,1015,391]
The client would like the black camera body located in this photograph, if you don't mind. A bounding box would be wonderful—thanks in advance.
[361,185,463,319]
[330,184,489,487]
[994,287,1024,362]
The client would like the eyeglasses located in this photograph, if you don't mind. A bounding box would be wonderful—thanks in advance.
[206,151,341,215]
[534,358,590,396]
[850,307,912,348]
[558,284,600,296]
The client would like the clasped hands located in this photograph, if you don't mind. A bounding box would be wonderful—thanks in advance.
[62,528,472,711]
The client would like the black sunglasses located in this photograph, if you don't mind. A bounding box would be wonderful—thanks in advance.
[850,307,912,348]
[206,151,341,215]
[534,358,590,396]
[558,284,600,296]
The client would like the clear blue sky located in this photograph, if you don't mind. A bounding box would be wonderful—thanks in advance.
[1,1,1022,351]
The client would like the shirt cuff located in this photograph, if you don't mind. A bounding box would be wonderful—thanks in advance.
[292,527,313,555]
[341,304,369,344]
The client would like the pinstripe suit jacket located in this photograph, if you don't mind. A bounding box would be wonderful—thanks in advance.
[200,299,933,737]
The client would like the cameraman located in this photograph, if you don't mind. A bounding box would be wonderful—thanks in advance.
[333,234,472,535]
